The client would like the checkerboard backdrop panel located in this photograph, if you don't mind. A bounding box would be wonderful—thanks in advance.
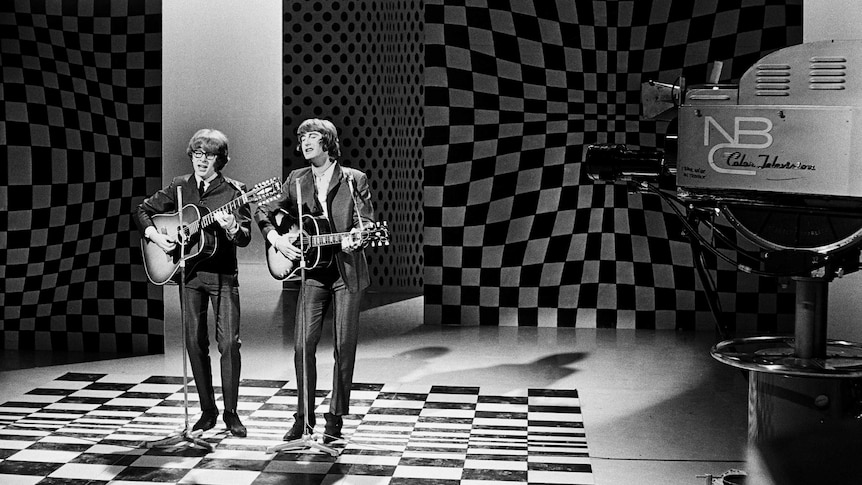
[424,0,801,328]
[0,372,592,484]
[282,0,424,293]
[1,0,163,353]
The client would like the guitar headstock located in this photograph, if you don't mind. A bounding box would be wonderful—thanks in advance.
[362,221,390,247]
[248,177,283,205]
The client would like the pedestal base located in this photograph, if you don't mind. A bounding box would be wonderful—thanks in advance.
[712,336,862,485]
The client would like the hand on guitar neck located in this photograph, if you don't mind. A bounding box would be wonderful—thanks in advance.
[340,228,363,253]
[212,209,240,234]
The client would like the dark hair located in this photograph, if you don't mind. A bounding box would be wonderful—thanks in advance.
[296,118,341,158]
[186,128,230,170]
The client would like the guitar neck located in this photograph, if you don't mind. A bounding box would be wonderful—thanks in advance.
[188,194,248,234]
[307,230,355,248]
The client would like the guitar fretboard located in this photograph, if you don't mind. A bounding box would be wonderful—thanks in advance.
[189,194,249,234]
[299,222,390,248]
[302,231,354,248]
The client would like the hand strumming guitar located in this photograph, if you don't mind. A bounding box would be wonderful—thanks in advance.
[269,231,302,261]
[144,226,177,254]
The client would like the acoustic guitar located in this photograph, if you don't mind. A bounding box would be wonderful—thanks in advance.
[265,211,390,281]
[141,177,282,285]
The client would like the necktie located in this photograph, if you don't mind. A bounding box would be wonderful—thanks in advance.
[198,180,205,198]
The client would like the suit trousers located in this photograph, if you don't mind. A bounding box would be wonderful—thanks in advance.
[294,272,362,425]
[182,271,242,413]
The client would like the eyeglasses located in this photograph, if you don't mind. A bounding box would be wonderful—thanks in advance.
[192,150,218,161]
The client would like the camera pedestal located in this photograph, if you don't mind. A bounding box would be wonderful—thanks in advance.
[711,278,862,484]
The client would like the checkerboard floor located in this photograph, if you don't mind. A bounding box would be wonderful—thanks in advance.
[0,373,592,484]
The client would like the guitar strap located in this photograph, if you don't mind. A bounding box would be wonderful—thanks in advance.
[223,175,245,194]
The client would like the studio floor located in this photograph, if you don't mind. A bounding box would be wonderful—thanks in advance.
[0,263,751,485]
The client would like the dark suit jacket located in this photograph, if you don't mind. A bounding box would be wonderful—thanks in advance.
[255,163,375,293]
[133,173,252,277]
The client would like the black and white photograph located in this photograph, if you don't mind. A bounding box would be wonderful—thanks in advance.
[2,1,861,484]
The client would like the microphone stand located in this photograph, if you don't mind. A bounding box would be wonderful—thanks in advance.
[146,186,214,452]
[267,178,338,456]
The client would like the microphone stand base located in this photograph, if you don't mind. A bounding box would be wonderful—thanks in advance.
[145,428,214,451]
[266,432,339,456]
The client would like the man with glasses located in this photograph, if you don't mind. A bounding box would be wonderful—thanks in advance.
[133,128,251,437]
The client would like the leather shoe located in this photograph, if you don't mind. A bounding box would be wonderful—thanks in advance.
[283,413,311,441]
[323,412,343,444]
[223,410,247,437]
[192,409,218,432]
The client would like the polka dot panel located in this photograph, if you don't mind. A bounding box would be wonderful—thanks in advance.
[424,0,801,328]
[283,0,424,293]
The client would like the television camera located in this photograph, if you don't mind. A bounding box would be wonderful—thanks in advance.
[584,40,862,484]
